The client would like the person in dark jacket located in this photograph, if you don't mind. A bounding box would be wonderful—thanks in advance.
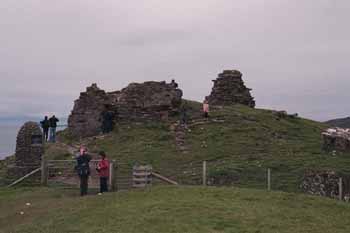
[40,116,50,142]
[101,108,114,134]
[49,115,59,142]
[75,146,92,196]
[96,151,110,193]
[180,103,188,126]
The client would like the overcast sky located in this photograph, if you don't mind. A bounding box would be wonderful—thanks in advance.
[0,0,349,121]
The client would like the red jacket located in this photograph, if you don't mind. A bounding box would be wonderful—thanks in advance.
[97,159,110,177]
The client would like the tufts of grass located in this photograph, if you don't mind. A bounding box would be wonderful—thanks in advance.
[1,186,350,233]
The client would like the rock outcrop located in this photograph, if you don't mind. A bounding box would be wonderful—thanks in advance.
[322,127,350,152]
[207,70,255,107]
[68,81,183,138]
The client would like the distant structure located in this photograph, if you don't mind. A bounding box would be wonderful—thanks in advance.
[207,70,255,107]
[8,122,44,179]
[322,127,350,152]
[68,81,183,138]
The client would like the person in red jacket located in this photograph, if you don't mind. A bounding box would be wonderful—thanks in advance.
[96,151,110,193]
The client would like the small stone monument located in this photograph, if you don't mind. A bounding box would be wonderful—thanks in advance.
[207,70,255,107]
[8,122,44,179]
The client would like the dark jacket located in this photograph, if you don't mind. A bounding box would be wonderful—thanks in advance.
[49,116,59,128]
[40,119,50,129]
[76,154,92,177]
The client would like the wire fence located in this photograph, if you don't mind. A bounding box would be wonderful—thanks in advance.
[3,157,348,202]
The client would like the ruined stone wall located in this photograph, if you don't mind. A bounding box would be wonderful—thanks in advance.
[208,70,255,107]
[115,81,182,121]
[68,81,183,138]
[301,170,350,200]
[68,84,112,138]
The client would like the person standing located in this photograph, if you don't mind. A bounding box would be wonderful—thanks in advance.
[101,107,114,134]
[75,146,91,196]
[40,116,50,142]
[49,115,59,142]
[203,99,209,119]
[96,151,110,193]
[180,103,188,126]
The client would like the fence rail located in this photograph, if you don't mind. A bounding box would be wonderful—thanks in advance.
[7,157,347,202]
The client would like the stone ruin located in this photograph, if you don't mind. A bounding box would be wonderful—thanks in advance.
[322,127,350,152]
[68,81,183,138]
[116,81,182,121]
[68,84,112,138]
[207,70,255,107]
[7,122,44,179]
[301,170,350,200]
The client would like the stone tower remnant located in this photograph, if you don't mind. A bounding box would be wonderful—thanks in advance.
[68,83,112,138]
[207,70,255,107]
[68,81,183,138]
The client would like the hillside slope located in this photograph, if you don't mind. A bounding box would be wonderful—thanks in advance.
[1,186,350,233]
[53,102,350,192]
[325,117,350,128]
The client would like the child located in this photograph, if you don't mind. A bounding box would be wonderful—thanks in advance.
[96,151,110,193]
[203,99,209,119]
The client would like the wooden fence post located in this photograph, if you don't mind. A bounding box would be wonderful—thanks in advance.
[109,161,115,192]
[203,161,207,186]
[267,168,271,191]
[41,158,48,186]
[339,177,343,201]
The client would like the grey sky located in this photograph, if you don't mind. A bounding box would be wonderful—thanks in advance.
[1,0,349,121]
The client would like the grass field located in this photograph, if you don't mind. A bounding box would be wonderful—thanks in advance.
[53,103,350,192]
[1,186,350,233]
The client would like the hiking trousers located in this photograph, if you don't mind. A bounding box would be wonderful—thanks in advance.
[100,177,108,193]
[80,176,89,196]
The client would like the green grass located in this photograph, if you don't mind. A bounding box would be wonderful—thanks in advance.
[1,186,350,233]
[4,103,350,191]
[57,103,349,192]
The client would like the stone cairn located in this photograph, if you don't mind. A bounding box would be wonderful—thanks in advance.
[68,81,182,138]
[207,70,255,107]
[322,127,350,152]
[7,122,44,179]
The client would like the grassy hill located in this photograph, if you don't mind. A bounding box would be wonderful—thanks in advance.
[325,117,350,128]
[2,102,350,232]
[1,186,350,233]
[50,102,350,192]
